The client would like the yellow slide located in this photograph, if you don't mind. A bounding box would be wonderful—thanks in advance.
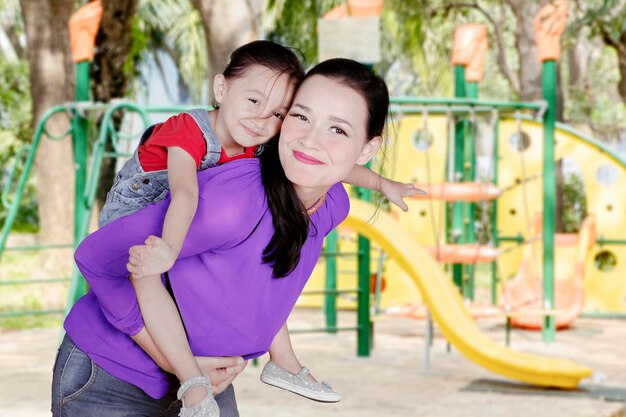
[343,199,592,389]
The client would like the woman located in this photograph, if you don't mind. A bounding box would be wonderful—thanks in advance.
[52,58,390,417]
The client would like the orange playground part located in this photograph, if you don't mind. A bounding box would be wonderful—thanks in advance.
[502,216,596,330]
[68,0,103,63]
[412,182,501,202]
[425,244,499,263]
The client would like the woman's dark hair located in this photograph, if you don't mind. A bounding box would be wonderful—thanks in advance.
[261,58,389,278]
[306,58,389,139]
[223,40,305,88]
[260,136,308,277]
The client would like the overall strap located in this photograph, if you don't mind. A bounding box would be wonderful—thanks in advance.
[185,108,221,163]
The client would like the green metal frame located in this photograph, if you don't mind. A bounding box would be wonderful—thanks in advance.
[464,81,479,300]
[324,230,338,333]
[490,111,501,306]
[451,65,466,292]
[1,105,73,258]
[541,60,557,342]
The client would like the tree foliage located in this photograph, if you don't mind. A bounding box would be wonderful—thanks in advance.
[265,0,344,67]
[135,0,207,102]
[0,59,37,231]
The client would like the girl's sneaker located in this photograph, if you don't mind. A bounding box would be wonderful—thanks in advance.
[177,375,219,417]
[260,361,341,402]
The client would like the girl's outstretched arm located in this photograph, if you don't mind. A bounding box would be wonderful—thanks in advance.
[344,165,426,211]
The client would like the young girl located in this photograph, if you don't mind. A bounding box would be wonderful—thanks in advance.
[58,57,395,417]
[98,41,419,417]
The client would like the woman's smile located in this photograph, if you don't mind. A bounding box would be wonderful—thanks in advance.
[293,150,324,165]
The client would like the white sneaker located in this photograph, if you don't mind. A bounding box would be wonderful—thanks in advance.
[260,361,341,403]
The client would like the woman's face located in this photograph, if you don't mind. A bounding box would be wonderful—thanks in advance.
[279,75,381,195]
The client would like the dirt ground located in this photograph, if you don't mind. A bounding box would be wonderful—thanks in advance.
[1,310,625,417]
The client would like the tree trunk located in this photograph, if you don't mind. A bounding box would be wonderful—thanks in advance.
[190,0,266,101]
[612,33,626,106]
[91,0,139,207]
[567,28,592,89]
[506,0,544,102]
[20,0,75,271]
[506,0,566,228]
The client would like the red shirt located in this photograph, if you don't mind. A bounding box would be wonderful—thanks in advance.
[138,113,257,171]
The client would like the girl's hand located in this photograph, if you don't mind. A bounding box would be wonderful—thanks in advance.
[127,236,176,278]
[196,356,248,395]
[380,179,427,212]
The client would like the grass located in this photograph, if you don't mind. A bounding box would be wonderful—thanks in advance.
[0,237,70,330]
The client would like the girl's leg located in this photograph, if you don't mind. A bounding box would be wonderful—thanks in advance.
[131,275,208,406]
[268,323,314,380]
[51,335,174,417]
[264,324,342,402]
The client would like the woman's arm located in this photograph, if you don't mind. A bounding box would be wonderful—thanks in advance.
[131,327,175,373]
[132,326,247,394]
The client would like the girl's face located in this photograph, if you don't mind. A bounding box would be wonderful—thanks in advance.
[279,75,381,197]
[213,64,296,148]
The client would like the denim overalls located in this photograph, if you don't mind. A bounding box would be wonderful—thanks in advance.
[98,109,221,228]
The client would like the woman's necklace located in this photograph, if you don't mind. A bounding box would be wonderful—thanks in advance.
[306,194,327,216]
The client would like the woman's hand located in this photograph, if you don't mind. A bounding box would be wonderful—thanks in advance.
[196,356,248,394]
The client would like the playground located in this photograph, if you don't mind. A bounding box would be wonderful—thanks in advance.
[2,0,626,416]
[2,312,626,416]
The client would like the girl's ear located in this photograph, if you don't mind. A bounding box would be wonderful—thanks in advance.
[356,136,382,165]
[213,74,228,103]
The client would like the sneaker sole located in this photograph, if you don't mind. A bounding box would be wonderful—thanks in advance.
[260,374,342,403]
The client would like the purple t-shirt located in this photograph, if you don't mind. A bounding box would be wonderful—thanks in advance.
[65,158,349,399]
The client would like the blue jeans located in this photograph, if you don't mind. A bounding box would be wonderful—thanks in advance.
[51,335,239,417]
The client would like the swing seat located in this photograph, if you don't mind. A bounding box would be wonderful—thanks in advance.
[501,216,595,330]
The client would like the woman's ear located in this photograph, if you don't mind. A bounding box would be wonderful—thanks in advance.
[213,74,228,103]
[356,136,382,165]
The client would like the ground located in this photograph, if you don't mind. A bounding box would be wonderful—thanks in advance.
[1,310,625,417]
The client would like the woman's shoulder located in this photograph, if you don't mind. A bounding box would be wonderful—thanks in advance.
[197,159,261,191]
[196,159,267,217]
[313,182,350,233]
[326,182,349,210]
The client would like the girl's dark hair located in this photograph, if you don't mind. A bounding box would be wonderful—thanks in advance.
[261,58,390,278]
[223,40,305,88]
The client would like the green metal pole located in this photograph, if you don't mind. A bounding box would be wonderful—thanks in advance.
[324,230,338,333]
[466,82,479,101]
[0,106,68,259]
[464,81,478,300]
[65,103,152,314]
[542,60,557,342]
[357,233,371,356]
[357,61,374,356]
[452,65,466,292]
[490,114,501,306]
[357,185,372,357]
[72,60,90,298]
